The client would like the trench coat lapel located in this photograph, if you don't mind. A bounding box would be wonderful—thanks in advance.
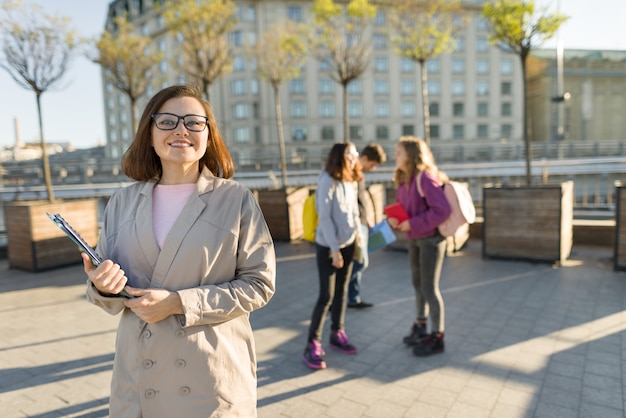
[136,181,160,270]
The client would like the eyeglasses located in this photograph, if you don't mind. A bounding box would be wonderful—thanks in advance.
[152,113,209,132]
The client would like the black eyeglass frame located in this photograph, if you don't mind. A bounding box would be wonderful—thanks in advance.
[151,113,209,132]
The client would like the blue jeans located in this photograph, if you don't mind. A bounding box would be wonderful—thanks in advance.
[348,224,369,304]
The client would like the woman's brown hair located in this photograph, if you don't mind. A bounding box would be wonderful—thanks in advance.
[324,142,363,182]
[121,85,235,181]
[393,136,447,186]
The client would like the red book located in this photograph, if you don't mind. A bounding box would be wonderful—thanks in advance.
[384,202,409,223]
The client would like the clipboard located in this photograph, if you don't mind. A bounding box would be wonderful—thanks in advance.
[46,212,135,298]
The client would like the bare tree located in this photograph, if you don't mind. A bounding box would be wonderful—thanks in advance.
[251,21,308,187]
[162,0,237,101]
[0,0,82,202]
[309,0,376,143]
[88,14,164,134]
[483,0,568,185]
[385,0,461,145]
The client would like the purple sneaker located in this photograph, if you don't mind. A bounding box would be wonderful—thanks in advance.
[329,329,357,354]
[302,340,327,369]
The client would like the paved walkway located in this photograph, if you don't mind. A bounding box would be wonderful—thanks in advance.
[1,240,625,417]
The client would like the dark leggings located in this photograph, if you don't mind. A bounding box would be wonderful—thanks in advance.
[307,242,356,342]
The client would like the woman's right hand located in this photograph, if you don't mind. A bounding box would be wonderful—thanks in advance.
[331,250,344,269]
[387,217,399,229]
[82,252,128,296]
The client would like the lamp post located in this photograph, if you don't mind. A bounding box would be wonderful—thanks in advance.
[550,0,570,140]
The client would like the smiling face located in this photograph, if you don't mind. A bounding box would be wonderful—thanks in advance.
[151,96,208,175]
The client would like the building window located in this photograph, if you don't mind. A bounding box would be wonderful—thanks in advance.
[477,102,489,116]
[233,56,245,71]
[374,56,388,72]
[375,102,389,117]
[477,124,488,138]
[400,57,415,73]
[428,80,441,96]
[234,127,250,143]
[453,102,464,116]
[375,9,386,25]
[250,79,259,94]
[290,78,306,94]
[454,35,465,52]
[319,79,334,94]
[232,79,246,95]
[429,102,439,117]
[350,125,363,140]
[231,30,243,47]
[253,102,259,118]
[247,5,256,21]
[430,125,439,139]
[501,124,512,138]
[477,36,489,52]
[348,101,363,117]
[476,16,489,31]
[453,124,464,139]
[452,80,465,95]
[287,6,303,21]
[318,60,332,71]
[348,80,362,94]
[233,103,248,119]
[401,79,415,95]
[374,79,389,95]
[292,126,307,141]
[476,58,489,74]
[290,102,306,118]
[476,80,489,96]
[452,58,465,74]
[501,59,513,75]
[373,33,387,49]
[426,58,440,74]
[401,101,416,117]
[376,125,389,139]
[402,125,414,135]
[319,101,335,118]
[501,102,512,116]
[321,126,335,140]
[501,81,512,95]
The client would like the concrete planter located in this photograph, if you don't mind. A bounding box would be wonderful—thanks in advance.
[257,187,310,241]
[482,181,574,264]
[6,198,99,272]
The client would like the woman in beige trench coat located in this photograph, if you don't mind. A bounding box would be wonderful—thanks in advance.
[82,85,276,417]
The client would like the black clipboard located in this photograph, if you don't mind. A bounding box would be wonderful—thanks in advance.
[46,212,135,298]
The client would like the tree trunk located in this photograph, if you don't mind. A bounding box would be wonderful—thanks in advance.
[36,93,55,202]
[419,60,431,145]
[342,83,349,143]
[273,85,288,187]
[521,52,531,185]
[130,97,138,136]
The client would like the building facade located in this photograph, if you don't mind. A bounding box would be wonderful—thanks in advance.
[528,49,626,144]
[102,0,523,167]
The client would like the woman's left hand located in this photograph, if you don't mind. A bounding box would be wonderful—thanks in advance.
[397,220,411,232]
[123,287,184,324]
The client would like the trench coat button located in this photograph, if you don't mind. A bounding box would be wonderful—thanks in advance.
[179,386,191,396]
[175,359,186,368]
[142,359,154,369]
[145,389,156,399]
[175,329,185,337]
[143,330,152,339]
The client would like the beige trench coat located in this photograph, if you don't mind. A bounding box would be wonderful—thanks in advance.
[86,168,276,417]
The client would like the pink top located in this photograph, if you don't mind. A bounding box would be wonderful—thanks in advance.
[152,183,196,248]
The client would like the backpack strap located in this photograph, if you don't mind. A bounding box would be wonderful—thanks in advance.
[416,171,424,197]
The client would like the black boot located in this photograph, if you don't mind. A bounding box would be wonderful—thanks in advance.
[412,332,445,356]
[402,321,427,345]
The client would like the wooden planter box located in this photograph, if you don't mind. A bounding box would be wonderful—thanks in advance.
[6,199,99,272]
[483,181,574,264]
[614,183,626,270]
[257,187,310,241]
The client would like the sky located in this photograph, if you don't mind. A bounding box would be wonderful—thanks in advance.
[1,0,625,150]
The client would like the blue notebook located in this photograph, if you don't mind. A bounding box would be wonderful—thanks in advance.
[368,220,397,253]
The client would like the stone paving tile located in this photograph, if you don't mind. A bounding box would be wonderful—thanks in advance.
[1,240,626,417]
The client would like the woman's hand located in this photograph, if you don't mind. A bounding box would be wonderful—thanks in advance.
[397,220,411,232]
[331,250,344,269]
[123,287,184,324]
[82,253,128,296]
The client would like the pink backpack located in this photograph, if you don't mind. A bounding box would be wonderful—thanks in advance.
[416,172,476,238]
